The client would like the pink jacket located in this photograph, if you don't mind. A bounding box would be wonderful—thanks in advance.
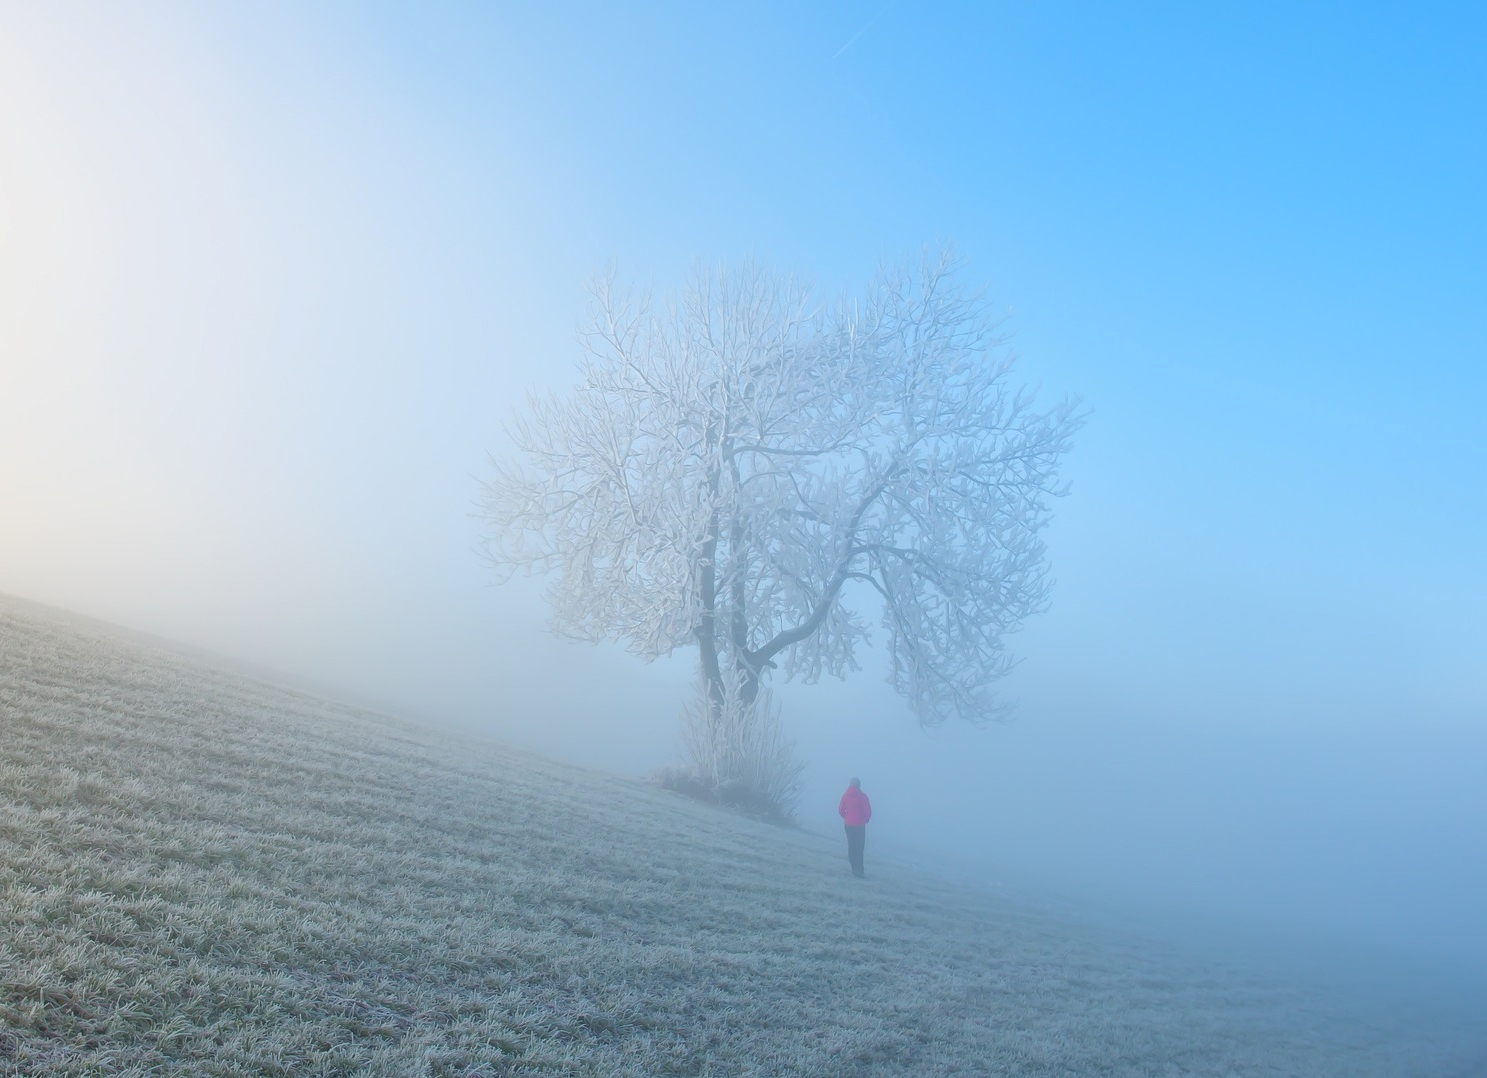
[839,786,872,827]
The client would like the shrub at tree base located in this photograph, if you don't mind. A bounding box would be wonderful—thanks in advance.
[677,677,803,823]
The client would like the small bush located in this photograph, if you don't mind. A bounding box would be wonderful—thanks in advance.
[669,675,804,824]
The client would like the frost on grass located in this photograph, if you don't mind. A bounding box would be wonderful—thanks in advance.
[0,595,1480,1076]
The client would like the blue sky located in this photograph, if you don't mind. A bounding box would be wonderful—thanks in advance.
[2,2,1483,970]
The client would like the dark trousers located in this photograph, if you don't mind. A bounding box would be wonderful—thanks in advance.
[844,824,866,876]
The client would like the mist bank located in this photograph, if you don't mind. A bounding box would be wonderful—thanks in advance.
[788,701,1487,992]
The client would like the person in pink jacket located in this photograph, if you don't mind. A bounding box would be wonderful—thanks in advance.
[838,777,872,878]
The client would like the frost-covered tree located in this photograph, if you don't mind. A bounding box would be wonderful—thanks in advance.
[482,249,1079,786]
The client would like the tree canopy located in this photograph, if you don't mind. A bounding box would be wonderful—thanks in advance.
[482,250,1081,735]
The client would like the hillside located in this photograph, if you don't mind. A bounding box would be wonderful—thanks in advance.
[0,595,1479,1076]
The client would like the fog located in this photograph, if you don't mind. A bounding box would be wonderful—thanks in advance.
[3,0,1484,1002]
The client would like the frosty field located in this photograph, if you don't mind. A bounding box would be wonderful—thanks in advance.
[1,594,1480,1077]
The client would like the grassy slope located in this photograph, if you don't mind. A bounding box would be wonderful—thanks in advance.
[0,595,1480,1077]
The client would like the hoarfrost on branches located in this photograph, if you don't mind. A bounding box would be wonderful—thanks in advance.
[482,248,1081,747]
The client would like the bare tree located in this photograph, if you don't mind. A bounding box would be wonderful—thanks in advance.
[482,249,1080,793]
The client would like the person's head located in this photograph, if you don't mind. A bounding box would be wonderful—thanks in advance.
[849,777,861,789]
